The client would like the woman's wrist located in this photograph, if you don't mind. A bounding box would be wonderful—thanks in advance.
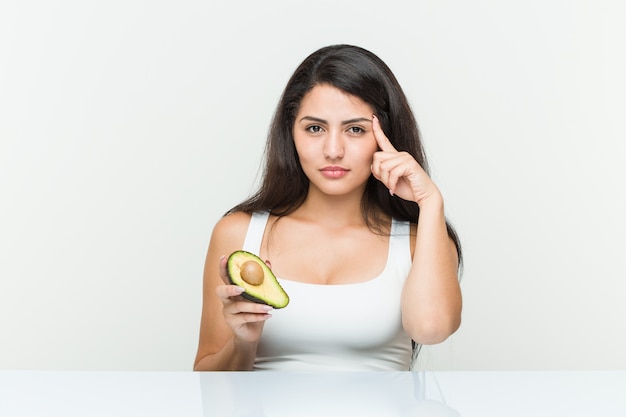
[416,187,444,212]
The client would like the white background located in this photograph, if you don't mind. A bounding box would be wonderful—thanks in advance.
[1,0,624,371]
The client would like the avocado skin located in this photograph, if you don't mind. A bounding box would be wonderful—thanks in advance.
[226,250,290,309]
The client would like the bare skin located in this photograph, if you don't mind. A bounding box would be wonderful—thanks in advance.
[193,85,461,371]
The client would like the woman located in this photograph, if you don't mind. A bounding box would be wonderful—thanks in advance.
[194,44,462,371]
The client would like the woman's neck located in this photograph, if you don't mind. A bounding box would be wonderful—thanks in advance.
[292,188,367,228]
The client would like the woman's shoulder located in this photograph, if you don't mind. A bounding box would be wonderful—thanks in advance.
[214,210,253,230]
[211,211,253,246]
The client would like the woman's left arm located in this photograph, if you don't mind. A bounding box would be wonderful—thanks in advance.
[370,115,462,345]
[402,195,461,345]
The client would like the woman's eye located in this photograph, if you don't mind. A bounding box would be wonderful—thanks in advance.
[348,126,364,134]
[306,125,323,133]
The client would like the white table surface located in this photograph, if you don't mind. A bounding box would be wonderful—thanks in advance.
[1,370,624,416]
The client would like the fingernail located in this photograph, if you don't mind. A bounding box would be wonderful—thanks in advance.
[389,189,394,196]
[234,286,245,293]
[261,305,273,312]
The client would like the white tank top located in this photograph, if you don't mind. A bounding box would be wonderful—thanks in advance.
[243,211,414,371]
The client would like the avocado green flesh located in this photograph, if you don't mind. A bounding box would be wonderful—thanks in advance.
[227,251,290,309]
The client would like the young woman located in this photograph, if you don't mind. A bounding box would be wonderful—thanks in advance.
[194,44,462,371]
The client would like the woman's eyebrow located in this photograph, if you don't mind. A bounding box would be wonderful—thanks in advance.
[299,116,327,124]
[342,117,372,125]
[298,116,372,125]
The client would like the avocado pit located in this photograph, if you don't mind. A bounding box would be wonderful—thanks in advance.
[240,260,265,285]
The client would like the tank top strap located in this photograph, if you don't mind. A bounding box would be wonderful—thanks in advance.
[388,218,413,282]
[389,218,411,248]
[242,211,270,255]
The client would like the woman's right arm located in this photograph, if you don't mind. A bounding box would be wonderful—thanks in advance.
[193,212,273,371]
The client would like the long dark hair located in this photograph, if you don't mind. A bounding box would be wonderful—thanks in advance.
[228,44,462,264]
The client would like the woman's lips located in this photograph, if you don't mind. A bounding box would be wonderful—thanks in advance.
[320,166,349,179]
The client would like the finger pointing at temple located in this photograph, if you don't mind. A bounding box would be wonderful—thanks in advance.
[372,115,396,152]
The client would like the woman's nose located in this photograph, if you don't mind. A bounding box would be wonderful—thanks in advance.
[323,131,344,159]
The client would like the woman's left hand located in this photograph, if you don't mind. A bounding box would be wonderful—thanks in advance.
[370,115,440,206]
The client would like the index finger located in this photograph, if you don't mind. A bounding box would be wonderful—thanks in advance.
[372,114,396,152]
[219,255,231,285]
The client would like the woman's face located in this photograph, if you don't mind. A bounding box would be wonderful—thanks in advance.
[293,84,378,198]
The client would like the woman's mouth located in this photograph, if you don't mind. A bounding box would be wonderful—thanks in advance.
[320,166,350,179]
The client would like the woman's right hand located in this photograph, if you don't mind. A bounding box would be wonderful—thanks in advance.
[214,255,273,344]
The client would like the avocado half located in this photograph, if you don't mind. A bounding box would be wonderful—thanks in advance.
[226,250,290,309]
